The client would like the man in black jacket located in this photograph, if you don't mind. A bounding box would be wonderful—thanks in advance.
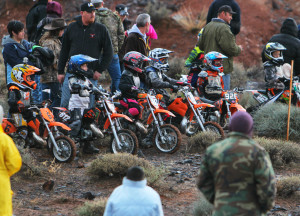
[57,2,113,108]
[206,0,241,36]
[262,18,300,76]
[26,0,49,42]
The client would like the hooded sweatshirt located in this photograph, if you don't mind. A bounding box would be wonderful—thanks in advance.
[95,8,124,54]
[124,24,149,56]
[262,18,300,76]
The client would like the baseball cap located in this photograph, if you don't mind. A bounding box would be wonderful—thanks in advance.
[218,5,236,15]
[115,4,129,16]
[80,2,96,12]
[91,0,103,3]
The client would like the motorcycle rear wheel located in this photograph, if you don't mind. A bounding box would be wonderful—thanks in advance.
[110,129,138,155]
[186,119,225,138]
[153,124,181,154]
[50,135,76,162]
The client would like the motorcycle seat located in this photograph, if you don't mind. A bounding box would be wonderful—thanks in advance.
[114,102,125,109]
[257,90,267,94]
[200,97,215,104]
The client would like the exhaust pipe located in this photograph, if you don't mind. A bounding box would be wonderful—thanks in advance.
[32,132,47,145]
[90,123,104,138]
[135,121,148,134]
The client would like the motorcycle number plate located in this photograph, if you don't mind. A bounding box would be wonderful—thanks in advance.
[149,95,159,108]
[187,92,197,104]
[106,100,116,113]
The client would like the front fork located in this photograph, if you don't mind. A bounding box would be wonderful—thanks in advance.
[108,115,122,149]
[150,108,165,144]
[42,118,61,154]
[188,100,206,132]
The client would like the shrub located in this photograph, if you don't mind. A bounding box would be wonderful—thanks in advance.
[231,62,247,88]
[254,137,300,166]
[75,198,107,216]
[167,57,189,79]
[145,1,172,26]
[187,131,221,153]
[246,64,264,83]
[238,91,259,109]
[87,153,165,186]
[172,7,207,34]
[253,103,300,141]
[276,176,300,198]
[193,193,213,216]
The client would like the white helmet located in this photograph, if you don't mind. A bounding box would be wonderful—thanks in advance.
[149,48,173,73]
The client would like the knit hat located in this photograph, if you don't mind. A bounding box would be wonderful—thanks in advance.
[229,112,253,137]
[47,1,63,17]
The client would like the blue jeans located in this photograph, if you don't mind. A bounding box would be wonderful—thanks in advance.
[60,72,97,109]
[32,75,42,104]
[107,54,121,93]
[41,82,61,108]
[223,74,230,90]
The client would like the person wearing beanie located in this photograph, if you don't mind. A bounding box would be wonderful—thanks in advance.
[197,112,276,216]
[104,166,164,216]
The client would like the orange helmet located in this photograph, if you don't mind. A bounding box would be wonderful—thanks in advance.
[11,64,40,89]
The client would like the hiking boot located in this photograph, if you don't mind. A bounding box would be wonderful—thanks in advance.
[83,143,99,154]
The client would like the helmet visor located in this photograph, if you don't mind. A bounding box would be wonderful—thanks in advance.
[159,57,168,64]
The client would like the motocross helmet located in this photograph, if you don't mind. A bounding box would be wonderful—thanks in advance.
[204,51,227,73]
[264,42,286,65]
[11,63,40,89]
[31,45,55,67]
[68,54,97,78]
[149,48,174,73]
[123,51,151,74]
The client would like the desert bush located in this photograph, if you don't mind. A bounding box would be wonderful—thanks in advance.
[15,144,46,176]
[187,131,221,153]
[276,176,300,198]
[254,137,300,166]
[172,7,207,34]
[238,91,259,109]
[193,193,213,216]
[87,153,165,186]
[246,64,264,82]
[253,103,300,141]
[231,62,247,88]
[145,1,172,25]
[76,198,107,216]
[167,57,189,79]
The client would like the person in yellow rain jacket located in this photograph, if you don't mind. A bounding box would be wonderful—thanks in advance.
[0,105,22,216]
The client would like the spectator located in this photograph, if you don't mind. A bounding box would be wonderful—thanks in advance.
[0,105,22,216]
[26,0,51,42]
[93,0,124,93]
[2,20,33,85]
[262,18,300,77]
[115,4,131,31]
[197,111,276,215]
[34,1,63,44]
[197,5,242,90]
[39,18,67,109]
[206,0,241,35]
[104,166,164,216]
[57,2,113,108]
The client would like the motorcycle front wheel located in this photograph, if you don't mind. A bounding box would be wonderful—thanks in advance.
[153,124,181,154]
[186,118,225,139]
[110,129,138,155]
[50,135,76,162]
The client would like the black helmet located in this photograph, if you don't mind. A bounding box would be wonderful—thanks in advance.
[264,42,286,65]
[123,51,151,73]
[31,45,54,67]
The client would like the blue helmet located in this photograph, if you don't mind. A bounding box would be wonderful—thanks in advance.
[204,51,227,72]
[68,54,97,78]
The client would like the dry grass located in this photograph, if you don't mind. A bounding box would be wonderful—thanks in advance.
[167,57,189,79]
[145,1,172,25]
[231,62,247,88]
[277,176,300,198]
[172,7,207,34]
[186,131,221,153]
[75,198,108,216]
[254,137,300,167]
[87,153,166,187]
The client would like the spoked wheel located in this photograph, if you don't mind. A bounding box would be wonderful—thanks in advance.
[110,129,138,155]
[203,121,225,139]
[50,135,76,162]
[153,124,181,154]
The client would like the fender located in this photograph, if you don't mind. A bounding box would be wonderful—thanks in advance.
[103,113,133,129]
[49,122,71,131]
[2,119,17,134]
[146,109,175,125]
[193,103,215,109]
[229,103,246,116]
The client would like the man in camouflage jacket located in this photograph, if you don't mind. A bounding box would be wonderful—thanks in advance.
[93,0,125,93]
[197,112,276,216]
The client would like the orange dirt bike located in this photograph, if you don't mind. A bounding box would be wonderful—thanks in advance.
[166,85,225,137]
[2,100,76,162]
[117,89,182,154]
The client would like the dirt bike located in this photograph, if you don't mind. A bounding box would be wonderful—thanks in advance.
[246,76,300,113]
[2,100,76,162]
[93,86,139,154]
[117,89,182,154]
[166,85,224,137]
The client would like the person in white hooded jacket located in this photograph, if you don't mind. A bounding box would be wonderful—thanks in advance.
[104,166,164,216]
